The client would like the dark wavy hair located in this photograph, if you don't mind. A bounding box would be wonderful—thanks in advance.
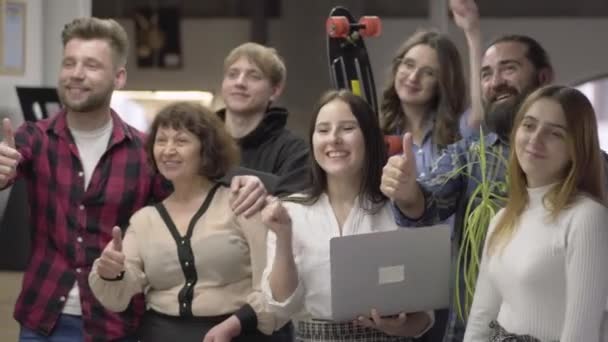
[380,29,465,149]
[146,102,240,180]
[290,90,387,213]
[488,34,553,74]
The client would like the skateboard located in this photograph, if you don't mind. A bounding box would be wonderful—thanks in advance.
[326,8,402,156]
[326,6,381,115]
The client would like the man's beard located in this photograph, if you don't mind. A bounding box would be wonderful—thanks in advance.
[483,81,539,142]
[483,93,524,142]
[58,84,113,113]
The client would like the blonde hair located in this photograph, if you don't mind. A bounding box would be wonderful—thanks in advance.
[487,85,606,255]
[224,42,286,88]
[62,17,129,68]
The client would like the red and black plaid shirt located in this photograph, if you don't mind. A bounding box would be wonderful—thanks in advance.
[11,110,169,341]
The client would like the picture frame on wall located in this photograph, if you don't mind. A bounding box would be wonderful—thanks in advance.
[0,0,26,75]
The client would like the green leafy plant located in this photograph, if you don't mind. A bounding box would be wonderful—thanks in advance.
[443,131,508,320]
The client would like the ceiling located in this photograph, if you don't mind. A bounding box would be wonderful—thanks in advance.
[92,0,608,18]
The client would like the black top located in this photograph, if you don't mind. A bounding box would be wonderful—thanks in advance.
[218,107,310,195]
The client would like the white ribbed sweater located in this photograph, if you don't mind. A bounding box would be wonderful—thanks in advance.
[464,184,608,342]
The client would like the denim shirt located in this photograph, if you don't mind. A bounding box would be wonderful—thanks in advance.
[412,125,441,178]
[392,113,478,179]
[392,133,509,238]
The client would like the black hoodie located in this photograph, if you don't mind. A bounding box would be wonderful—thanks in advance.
[218,107,310,195]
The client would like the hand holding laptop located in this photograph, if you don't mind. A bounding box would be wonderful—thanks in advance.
[355,308,433,337]
[356,309,408,335]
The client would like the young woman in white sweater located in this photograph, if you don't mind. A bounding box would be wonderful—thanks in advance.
[463,85,608,342]
[260,90,434,341]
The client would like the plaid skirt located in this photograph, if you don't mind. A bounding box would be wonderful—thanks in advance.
[489,320,554,342]
[294,319,413,342]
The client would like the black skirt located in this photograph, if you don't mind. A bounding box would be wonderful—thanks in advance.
[138,310,274,342]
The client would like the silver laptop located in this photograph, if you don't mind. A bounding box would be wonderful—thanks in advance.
[330,225,451,322]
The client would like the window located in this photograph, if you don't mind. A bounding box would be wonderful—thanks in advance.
[575,75,608,151]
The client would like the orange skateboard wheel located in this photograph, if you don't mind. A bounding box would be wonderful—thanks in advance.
[385,135,403,156]
[327,16,350,38]
[359,16,381,37]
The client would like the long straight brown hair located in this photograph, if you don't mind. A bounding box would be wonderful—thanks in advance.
[288,90,388,214]
[487,85,606,255]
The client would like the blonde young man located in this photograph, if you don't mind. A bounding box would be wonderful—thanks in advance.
[219,43,309,196]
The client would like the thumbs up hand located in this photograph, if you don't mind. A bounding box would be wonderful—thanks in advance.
[0,118,22,186]
[97,226,126,280]
[261,196,292,239]
[381,133,419,204]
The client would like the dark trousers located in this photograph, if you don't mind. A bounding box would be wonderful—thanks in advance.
[270,321,294,342]
[138,310,274,342]
[414,308,450,342]
[19,314,136,342]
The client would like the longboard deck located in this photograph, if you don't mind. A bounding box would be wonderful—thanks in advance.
[326,6,378,115]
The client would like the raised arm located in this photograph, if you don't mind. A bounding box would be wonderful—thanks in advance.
[228,204,297,336]
[261,197,299,303]
[89,210,149,312]
[383,133,469,227]
[450,0,483,132]
[0,119,26,189]
[381,133,426,219]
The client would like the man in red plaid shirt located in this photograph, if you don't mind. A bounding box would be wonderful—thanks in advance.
[0,17,267,341]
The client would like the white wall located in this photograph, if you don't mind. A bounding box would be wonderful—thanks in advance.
[0,0,43,127]
[42,0,92,86]
[0,0,91,124]
[0,0,42,219]
[117,18,250,93]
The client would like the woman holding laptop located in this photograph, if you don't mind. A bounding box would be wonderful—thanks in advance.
[260,90,434,341]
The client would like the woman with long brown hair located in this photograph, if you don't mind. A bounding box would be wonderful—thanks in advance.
[464,85,608,342]
[380,29,469,341]
[380,29,468,175]
[261,90,433,341]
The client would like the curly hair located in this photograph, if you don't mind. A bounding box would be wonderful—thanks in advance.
[146,102,240,180]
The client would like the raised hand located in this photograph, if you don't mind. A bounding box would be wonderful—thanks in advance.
[261,196,292,238]
[380,133,419,204]
[97,226,126,280]
[0,118,21,186]
[449,0,480,33]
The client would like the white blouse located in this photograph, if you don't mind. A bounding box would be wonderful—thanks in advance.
[261,194,433,326]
